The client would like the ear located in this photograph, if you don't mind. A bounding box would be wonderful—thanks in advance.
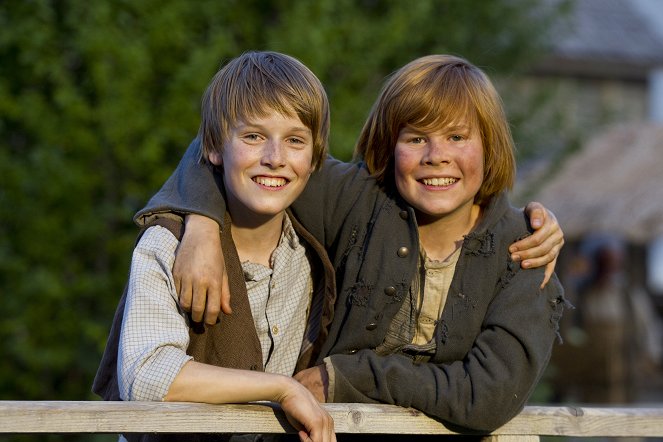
[209,151,223,166]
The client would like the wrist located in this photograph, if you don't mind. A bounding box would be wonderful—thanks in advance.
[273,375,301,404]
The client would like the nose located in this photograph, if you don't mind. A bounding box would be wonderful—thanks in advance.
[262,139,286,168]
[423,138,449,165]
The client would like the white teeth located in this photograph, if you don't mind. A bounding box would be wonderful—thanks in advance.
[422,177,457,186]
[254,177,287,187]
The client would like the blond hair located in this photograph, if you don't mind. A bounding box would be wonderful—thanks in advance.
[199,51,329,169]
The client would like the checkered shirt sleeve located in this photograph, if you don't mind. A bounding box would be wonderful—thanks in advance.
[118,226,193,401]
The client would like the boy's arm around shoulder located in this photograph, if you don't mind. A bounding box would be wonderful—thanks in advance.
[291,156,379,248]
[134,147,375,243]
[132,139,231,322]
[134,138,227,228]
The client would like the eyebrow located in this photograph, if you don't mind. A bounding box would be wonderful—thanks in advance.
[237,122,311,134]
[401,123,472,133]
[446,125,471,132]
[287,127,313,135]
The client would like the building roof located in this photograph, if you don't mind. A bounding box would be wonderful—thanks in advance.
[533,122,663,243]
[535,0,663,80]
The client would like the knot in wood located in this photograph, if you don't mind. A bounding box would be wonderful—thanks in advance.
[349,409,365,426]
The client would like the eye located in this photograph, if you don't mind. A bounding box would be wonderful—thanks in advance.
[450,134,464,142]
[397,127,428,145]
[401,134,426,145]
[286,136,311,149]
[241,133,262,143]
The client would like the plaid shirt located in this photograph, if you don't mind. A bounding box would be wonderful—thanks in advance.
[118,215,312,401]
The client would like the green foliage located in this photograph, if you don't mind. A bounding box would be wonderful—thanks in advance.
[0,0,565,438]
[270,0,564,159]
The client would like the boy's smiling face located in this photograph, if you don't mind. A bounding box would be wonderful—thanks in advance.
[394,120,484,224]
[209,110,314,225]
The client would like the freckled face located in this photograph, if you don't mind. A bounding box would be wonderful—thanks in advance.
[394,122,484,223]
[209,112,314,224]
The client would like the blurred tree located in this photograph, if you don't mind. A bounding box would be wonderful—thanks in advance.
[0,0,566,439]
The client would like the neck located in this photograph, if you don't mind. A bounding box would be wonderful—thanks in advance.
[417,204,482,262]
[229,208,285,267]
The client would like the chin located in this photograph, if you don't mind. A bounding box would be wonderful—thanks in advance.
[250,204,291,216]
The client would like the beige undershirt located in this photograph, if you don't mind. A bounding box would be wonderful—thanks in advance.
[325,244,462,402]
[412,246,461,346]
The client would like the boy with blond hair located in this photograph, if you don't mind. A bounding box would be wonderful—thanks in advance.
[94,51,337,442]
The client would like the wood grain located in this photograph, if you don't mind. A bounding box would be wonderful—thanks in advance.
[0,402,661,438]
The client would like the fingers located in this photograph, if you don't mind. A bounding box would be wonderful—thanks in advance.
[281,381,335,442]
[511,202,565,270]
[524,201,546,229]
[511,236,562,269]
[173,213,228,323]
[203,267,230,324]
[174,273,181,300]
[298,409,335,442]
[309,412,336,442]
[178,275,194,314]
[190,279,209,324]
[204,280,221,326]
[509,231,547,264]
[511,229,564,268]
[219,272,232,316]
[174,249,194,315]
[541,257,557,289]
[518,249,557,270]
[288,409,335,442]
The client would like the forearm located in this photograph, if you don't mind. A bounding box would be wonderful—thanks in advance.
[135,149,374,249]
[165,361,294,404]
[291,157,374,247]
[167,361,335,442]
[328,270,564,431]
[329,343,538,431]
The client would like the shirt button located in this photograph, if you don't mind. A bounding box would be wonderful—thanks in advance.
[397,247,409,258]
[365,321,378,331]
[272,325,279,335]
[399,210,409,220]
[384,286,396,296]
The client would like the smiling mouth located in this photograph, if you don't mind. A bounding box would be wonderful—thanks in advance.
[253,176,288,187]
[421,177,458,186]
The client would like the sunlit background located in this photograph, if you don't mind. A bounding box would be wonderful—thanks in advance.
[1,0,662,440]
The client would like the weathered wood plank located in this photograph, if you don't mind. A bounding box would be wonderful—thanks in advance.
[0,401,661,437]
[482,436,540,442]
[500,405,663,437]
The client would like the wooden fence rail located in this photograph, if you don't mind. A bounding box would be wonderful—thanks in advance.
[1,401,662,440]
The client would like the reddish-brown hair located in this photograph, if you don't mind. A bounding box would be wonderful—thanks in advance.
[355,54,515,205]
